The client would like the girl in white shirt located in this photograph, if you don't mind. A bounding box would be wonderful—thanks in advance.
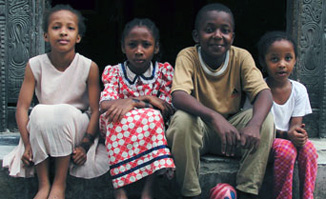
[258,31,318,199]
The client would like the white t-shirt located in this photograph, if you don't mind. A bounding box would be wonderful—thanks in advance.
[242,79,312,131]
[271,79,312,131]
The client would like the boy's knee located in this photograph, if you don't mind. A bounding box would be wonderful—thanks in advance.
[170,110,197,126]
[167,110,201,147]
[260,112,275,143]
[262,112,274,130]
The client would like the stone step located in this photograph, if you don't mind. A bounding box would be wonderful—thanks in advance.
[0,133,325,199]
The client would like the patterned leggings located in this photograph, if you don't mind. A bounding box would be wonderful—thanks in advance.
[273,138,318,199]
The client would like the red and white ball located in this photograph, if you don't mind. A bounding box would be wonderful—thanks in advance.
[209,183,237,199]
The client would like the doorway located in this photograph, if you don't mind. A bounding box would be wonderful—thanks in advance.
[51,0,286,76]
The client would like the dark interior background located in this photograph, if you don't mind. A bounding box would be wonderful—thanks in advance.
[51,0,286,79]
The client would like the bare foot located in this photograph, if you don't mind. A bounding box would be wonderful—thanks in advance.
[33,185,50,199]
[141,188,153,199]
[141,192,153,199]
[114,188,128,199]
[141,175,154,199]
[48,184,66,199]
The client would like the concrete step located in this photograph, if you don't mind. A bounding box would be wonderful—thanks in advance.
[0,133,325,199]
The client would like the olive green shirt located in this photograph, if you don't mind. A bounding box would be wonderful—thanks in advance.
[172,45,269,118]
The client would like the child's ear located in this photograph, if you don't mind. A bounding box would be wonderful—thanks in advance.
[260,60,267,73]
[76,34,82,43]
[154,42,160,54]
[192,30,199,43]
[44,33,49,42]
[231,32,235,44]
[121,44,126,54]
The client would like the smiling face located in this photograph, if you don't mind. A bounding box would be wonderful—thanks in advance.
[122,25,159,75]
[44,10,81,53]
[193,10,234,68]
[264,39,296,82]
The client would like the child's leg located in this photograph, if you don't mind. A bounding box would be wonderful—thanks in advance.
[166,110,204,197]
[228,110,274,195]
[34,158,50,199]
[141,174,155,199]
[114,188,128,199]
[297,140,318,199]
[273,138,297,199]
[48,155,70,199]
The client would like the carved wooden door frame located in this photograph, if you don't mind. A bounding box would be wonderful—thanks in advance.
[0,0,47,131]
[287,0,326,138]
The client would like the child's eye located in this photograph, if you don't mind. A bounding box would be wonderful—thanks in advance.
[68,26,75,30]
[271,57,279,62]
[142,42,152,48]
[204,27,214,33]
[52,26,60,30]
[127,42,136,48]
[285,56,293,61]
[220,25,231,34]
[221,28,230,34]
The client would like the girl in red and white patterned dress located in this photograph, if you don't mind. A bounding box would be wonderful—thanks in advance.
[99,18,175,199]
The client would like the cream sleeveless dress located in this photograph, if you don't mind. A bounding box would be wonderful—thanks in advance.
[2,53,109,179]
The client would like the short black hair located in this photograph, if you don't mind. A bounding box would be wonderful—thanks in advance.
[257,31,297,68]
[121,18,161,61]
[43,4,86,36]
[194,3,234,30]
[121,18,160,45]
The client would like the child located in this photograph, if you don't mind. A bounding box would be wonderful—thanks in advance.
[257,31,318,199]
[166,3,275,199]
[99,18,175,199]
[2,4,109,199]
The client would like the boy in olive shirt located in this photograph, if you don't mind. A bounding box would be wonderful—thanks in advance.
[167,3,275,199]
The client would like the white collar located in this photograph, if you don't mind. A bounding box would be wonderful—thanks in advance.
[121,61,156,85]
[198,46,229,77]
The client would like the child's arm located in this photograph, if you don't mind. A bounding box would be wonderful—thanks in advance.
[240,89,273,153]
[172,90,240,157]
[72,62,100,165]
[287,117,308,147]
[16,63,35,166]
[100,98,146,122]
[101,96,169,123]
[145,62,175,121]
[136,95,175,121]
[99,65,140,123]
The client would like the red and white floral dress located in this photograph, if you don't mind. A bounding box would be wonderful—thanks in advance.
[99,61,175,189]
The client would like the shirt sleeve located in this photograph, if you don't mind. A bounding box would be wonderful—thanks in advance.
[292,81,312,117]
[158,62,174,104]
[240,51,269,102]
[171,49,195,94]
[100,65,120,103]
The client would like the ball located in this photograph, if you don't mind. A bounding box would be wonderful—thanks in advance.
[209,183,237,199]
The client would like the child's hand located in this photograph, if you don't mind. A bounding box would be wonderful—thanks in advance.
[211,113,240,157]
[288,125,308,147]
[239,125,261,154]
[144,96,175,121]
[72,147,87,165]
[21,145,34,167]
[103,99,135,123]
